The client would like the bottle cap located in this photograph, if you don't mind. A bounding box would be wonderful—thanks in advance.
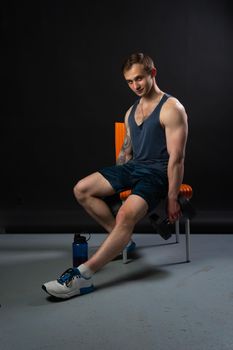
[74,234,87,243]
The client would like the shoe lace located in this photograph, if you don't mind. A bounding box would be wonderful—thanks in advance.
[57,268,81,286]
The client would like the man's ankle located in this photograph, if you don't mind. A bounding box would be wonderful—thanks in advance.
[78,264,94,280]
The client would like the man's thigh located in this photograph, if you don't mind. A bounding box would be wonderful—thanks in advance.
[132,174,168,213]
[98,164,132,193]
[78,172,116,197]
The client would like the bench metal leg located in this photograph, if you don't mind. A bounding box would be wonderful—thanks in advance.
[185,218,191,262]
[175,219,180,243]
[122,247,128,264]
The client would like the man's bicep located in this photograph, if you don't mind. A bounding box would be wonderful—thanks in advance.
[123,132,132,153]
[165,108,188,157]
[116,133,132,165]
[166,125,187,158]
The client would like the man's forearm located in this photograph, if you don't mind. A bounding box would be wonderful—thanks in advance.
[167,157,184,199]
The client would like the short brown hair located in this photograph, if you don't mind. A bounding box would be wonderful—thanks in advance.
[121,52,155,74]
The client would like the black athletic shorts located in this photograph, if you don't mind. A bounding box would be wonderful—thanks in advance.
[98,161,168,213]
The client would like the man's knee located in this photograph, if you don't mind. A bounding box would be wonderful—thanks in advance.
[73,179,89,203]
[115,195,148,228]
[116,206,137,228]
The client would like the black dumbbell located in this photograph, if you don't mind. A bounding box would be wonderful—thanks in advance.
[149,195,196,240]
[178,194,196,219]
[149,213,174,240]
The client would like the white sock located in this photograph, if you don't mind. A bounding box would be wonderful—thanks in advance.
[78,264,94,280]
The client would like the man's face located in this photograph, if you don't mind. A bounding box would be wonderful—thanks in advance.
[124,63,154,97]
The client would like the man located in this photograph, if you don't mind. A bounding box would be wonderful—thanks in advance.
[42,52,188,299]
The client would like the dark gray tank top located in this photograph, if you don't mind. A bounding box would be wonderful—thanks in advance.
[128,93,170,174]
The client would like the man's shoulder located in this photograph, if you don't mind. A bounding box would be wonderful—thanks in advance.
[163,96,184,113]
[161,95,187,125]
[164,96,185,111]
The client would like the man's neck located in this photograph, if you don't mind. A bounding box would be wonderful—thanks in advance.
[141,82,163,104]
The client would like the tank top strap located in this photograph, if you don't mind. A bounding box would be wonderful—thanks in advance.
[156,93,171,112]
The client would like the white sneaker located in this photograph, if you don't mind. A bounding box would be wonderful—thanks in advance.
[42,268,94,299]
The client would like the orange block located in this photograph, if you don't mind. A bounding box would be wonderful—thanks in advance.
[120,190,132,201]
[179,184,193,200]
[115,122,126,159]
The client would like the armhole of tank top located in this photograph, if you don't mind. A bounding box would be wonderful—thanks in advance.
[159,94,170,129]
[126,105,134,124]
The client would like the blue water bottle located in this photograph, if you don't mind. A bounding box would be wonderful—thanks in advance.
[72,233,88,267]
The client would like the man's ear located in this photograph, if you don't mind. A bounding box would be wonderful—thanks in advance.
[151,67,157,77]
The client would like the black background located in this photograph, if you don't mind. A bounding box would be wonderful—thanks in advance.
[1,0,233,231]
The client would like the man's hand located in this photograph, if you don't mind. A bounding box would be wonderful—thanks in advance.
[167,197,182,223]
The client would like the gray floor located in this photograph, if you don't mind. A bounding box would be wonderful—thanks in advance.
[0,233,233,350]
